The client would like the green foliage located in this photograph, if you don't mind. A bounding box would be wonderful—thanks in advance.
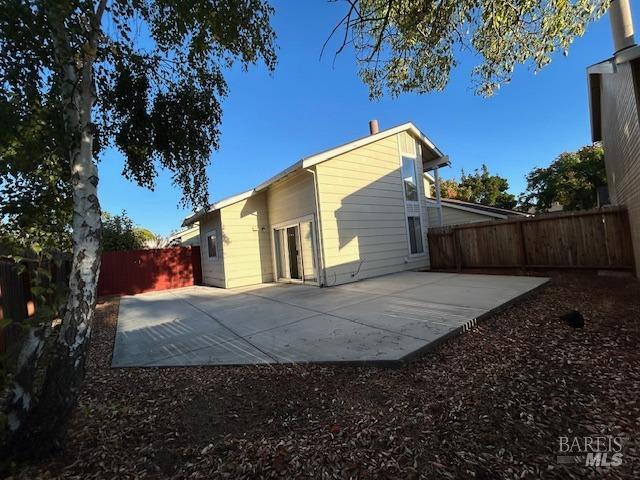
[0,103,72,258]
[102,211,157,251]
[0,0,277,208]
[133,228,156,244]
[332,0,610,97]
[520,145,607,212]
[440,165,517,210]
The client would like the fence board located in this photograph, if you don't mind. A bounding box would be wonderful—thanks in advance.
[97,246,202,297]
[427,206,635,273]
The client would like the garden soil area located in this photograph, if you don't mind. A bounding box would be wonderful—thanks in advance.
[12,274,640,479]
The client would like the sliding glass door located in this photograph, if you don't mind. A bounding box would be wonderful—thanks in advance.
[273,216,318,284]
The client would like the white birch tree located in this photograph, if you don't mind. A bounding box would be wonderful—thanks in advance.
[0,0,276,456]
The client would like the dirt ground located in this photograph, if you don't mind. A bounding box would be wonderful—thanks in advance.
[11,274,640,479]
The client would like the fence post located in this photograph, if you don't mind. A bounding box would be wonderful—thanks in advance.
[191,246,203,285]
[453,229,462,272]
[518,220,528,270]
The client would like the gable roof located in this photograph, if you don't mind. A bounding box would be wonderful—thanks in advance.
[183,122,448,226]
[439,198,529,218]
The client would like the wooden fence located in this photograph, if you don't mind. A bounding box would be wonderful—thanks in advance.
[0,257,70,354]
[97,246,202,297]
[427,206,635,273]
[1,247,202,352]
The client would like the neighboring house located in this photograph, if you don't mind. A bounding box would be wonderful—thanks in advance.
[526,202,564,215]
[587,0,640,273]
[167,223,200,247]
[183,121,449,288]
[422,173,528,226]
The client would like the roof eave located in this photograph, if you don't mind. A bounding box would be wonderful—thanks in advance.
[182,121,448,225]
[301,122,445,169]
[423,155,450,172]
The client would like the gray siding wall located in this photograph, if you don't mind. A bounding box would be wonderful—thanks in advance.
[600,61,640,271]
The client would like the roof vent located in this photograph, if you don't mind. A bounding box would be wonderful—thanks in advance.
[610,0,636,54]
[369,119,379,135]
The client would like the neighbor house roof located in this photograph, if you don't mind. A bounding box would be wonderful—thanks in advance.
[587,44,640,142]
[435,198,529,219]
[183,122,449,226]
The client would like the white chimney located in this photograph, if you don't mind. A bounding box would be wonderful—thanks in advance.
[610,0,636,54]
[369,119,379,135]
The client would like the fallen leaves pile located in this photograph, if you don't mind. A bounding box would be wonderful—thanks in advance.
[14,274,640,479]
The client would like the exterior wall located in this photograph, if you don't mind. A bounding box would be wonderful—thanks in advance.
[220,192,273,288]
[267,170,317,227]
[423,175,433,198]
[199,211,225,287]
[600,61,640,272]
[314,133,429,286]
[169,223,200,246]
[428,204,499,226]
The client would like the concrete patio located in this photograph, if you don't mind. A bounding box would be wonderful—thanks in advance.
[111,272,548,367]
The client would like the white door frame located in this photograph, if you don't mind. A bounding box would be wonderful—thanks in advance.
[271,214,320,285]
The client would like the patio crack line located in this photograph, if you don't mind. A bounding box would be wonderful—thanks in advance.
[169,292,282,364]
[241,291,433,342]
[134,312,324,367]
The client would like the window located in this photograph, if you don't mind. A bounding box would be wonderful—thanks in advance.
[407,216,424,254]
[401,156,419,201]
[206,232,218,259]
[632,59,640,123]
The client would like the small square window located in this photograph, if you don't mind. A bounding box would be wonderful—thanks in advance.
[206,233,218,259]
[407,216,424,255]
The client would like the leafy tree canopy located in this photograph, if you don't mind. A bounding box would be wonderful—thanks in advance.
[0,104,72,257]
[331,0,609,97]
[519,145,606,212]
[0,0,277,208]
[101,211,158,251]
[439,165,517,210]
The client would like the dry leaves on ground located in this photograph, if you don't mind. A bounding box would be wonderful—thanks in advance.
[12,274,640,479]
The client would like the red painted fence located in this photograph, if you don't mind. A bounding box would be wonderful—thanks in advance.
[97,246,202,297]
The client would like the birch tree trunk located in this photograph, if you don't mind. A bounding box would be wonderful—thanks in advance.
[3,1,105,458]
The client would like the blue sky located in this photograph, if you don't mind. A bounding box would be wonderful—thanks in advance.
[99,2,640,236]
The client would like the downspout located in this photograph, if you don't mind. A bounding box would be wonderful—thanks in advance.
[309,167,328,287]
[610,0,636,54]
[434,167,444,226]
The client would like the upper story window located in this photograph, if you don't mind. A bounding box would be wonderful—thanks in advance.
[206,232,218,259]
[401,156,419,201]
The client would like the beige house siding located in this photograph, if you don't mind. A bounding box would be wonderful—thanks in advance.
[600,60,640,272]
[267,170,317,227]
[314,133,429,286]
[199,211,225,288]
[220,192,273,288]
[428,204,499,226]
[423,176,433,198]
[169,223,200,246]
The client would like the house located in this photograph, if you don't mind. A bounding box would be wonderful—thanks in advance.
[587,0,640,273]
[422,173,528,226]
[167,223,200,247]
[183,121,449,288]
